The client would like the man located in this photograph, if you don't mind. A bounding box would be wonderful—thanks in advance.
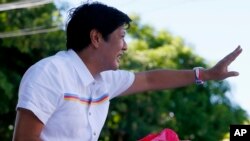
[12,2,242,141]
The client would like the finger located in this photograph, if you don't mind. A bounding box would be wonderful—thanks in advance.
[226,71,240,78]
[222,45,242,66]
[227,46,242,62]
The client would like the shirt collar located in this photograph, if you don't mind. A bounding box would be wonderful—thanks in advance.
[67,49,95,86]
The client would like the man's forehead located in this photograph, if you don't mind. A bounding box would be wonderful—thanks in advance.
[116,26,126,32]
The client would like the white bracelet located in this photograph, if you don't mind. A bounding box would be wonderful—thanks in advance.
[193,67,205,85]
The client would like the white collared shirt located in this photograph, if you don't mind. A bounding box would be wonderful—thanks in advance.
[17,49,135,141]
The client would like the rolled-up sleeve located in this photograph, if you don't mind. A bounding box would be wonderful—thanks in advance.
[101,70,135,99]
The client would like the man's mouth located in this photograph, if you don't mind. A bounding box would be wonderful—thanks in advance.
[117,53,123,62]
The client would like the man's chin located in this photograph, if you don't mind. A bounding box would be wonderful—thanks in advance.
[105,63,119,71]
[113,65,119,70]
[113,63,120,70]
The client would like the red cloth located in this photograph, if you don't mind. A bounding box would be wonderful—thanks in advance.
[138,128,180,141]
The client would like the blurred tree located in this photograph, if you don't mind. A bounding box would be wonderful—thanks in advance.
[99,15,248,141]
[0,1,65,140]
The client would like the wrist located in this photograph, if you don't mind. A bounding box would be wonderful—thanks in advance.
[193,67,206,85]
[202,68,214,81]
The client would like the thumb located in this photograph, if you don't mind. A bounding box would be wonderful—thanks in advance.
[226,71,239,77]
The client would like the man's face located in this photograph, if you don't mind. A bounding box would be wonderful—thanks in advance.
[99,25,127,70]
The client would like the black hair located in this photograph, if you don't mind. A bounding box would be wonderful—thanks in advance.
[66,2,132,52]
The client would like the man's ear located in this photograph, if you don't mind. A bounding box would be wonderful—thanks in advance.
[90,29,102,49]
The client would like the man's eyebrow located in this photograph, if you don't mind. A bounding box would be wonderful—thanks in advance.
[123,30,127,34]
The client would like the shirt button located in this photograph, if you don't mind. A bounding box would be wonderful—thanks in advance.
[89,112,91,116]
[93,132,96,136]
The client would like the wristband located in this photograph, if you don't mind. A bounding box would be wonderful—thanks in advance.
[193,67,204,85]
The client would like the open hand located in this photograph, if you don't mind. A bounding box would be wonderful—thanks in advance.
[205,46,243,81]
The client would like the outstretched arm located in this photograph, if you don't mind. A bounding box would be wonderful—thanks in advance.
[123,46,242,95]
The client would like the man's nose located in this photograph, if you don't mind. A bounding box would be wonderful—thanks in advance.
[123,40,128,51]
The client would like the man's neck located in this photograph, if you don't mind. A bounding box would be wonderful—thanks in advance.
[76,49,102,78]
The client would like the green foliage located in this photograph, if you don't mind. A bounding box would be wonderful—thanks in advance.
[0,1,65,140]
[99,16,248,141]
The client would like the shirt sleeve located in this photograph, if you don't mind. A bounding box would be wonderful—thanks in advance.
[16,60,62,124]
[101,70,135,99]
